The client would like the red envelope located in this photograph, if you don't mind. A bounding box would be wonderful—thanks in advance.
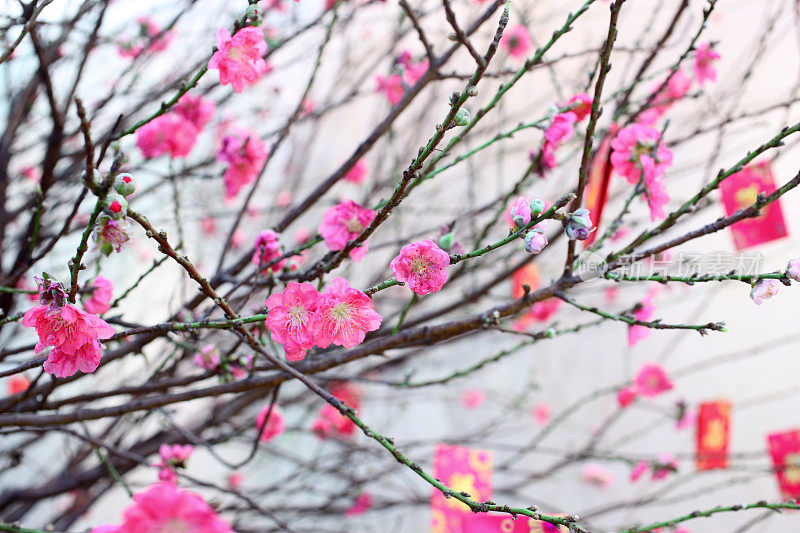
[696,400,731,471]
[463,514,568,533]
[719,160,788,250]
[583,125,618,247]
[431,444,494,533]
[767,429,800,499]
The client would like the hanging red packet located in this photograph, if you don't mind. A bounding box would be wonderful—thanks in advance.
[696,400,731,471]
[583,125,618,247]
[462,514,568,532]
[431,444,494,533]
[719,160,788,250]
[767,429,800,500]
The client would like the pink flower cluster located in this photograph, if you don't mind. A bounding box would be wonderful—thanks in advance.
[155,443,194,484]
[217,128,268,199]
[345,492,373,516]
[627,286,660,347]
[23,301,115,378]
[136,94,215,159]
[193,344,220,370]
[83,276,113,315]
[318,200,376,262]
[265,279,382,361]
[540,93,593,173]
[694,42,721,86]
[209,27,268,93]
[630,453,680,482]
[390,239,450,296]
[312,382,360,440]
[252,229,286,272]
[617,362,675,408]
[117,16,173,59]
[610,123,674,220]
[375,51,429,105]
[91,483,232,533]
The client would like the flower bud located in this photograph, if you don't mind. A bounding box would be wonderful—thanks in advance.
[114,173,136,197]
[565,208,593,240]
[787,258,800,282]
[453,108,470,126]
[103,193,128,219]
[245,4,262,25]
[438,232,454,250]
[750,278,780,305]
[529,198,545,218]
[524,228,548,254]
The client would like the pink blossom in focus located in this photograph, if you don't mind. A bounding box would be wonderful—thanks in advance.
[193,344,220,370]
[693,42,721,86]
[310,277,381,349]
[136,114,198,159]
[345,492,373,516]
[630,460,649,482]
[617,386,638,408]
[461,389,485,409]
[750,278,781,305]
[582,463,615,488]
[90,482,232,533]
[255,405,286,442]
[174,93,215,130]
[265,282,320,361]
[344,159,369,184]
[23,303,115,378]
[787,258,800,282]
[500,24,532,60]
[217,129,268,199]
[83,276,113,315]
[532,403,550,425]
[251,229,286,272]
[634,362,674,398]
[208,27,268,93]
[318,200,376,262]
[610,124,673,185]
[505,196,532,227]
[390,239,450,295]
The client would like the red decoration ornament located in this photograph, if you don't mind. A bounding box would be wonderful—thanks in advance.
[696,400,731,471]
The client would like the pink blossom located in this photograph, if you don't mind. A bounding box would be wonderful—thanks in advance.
[136,114,198,159]
[390,239,450,295]
[255,404,286,442]
[566,93,593,121]
[630,460,649,482]
[376,73,404,106]
[582,463,614,488]
[265,282,320,361]
[750,278,780,305]
[318,200,376,262]
[604,287,619,302]
[23,303,115,378]
[610,123,673,185]
[634,362,674,397]
[652,452,679,480]
[310,277,381,349]
[676,406,697,431]
[90,483,232,533]
[93,216,129,255]
[540,141,558,169]
[787,258,800,282]
[6,375,30,396]
[344,159,369,184]
[617,386,638,408]
[251,229,285,272]
[156,443,193,484]
[403,59,428,86]
[117,17,173,59]
[193,344,220,370]
[530,297,562,322]
[461,389,485,409]
[83,276,113,315]
[200,216,217,234]
[345,492,373,516]
[277,189,292,207]
[208,27,268,93]
[666,69,692,100]
[217,128,268,199]
[294,228,312,244]
[532,403,550,425]
[21,166,40,183]
[227,471,243,490]
[544,112,577,145]
[500,24,532,60]
[627,294,656,348]
[174,93,215,130]
[506,196,532,227]
[693,42,720,86]
[231,229,245,248]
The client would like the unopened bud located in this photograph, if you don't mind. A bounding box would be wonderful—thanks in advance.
[529,198,545,218]
[453,108,470,126]
[114,173,136,196]
[565,208,593,240]
[439,232,454,250]
[523,228,548,254]
[104,193,128,219]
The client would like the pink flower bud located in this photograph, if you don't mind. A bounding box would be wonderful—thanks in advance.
[787,259,800,282]
[750,278,780,305]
